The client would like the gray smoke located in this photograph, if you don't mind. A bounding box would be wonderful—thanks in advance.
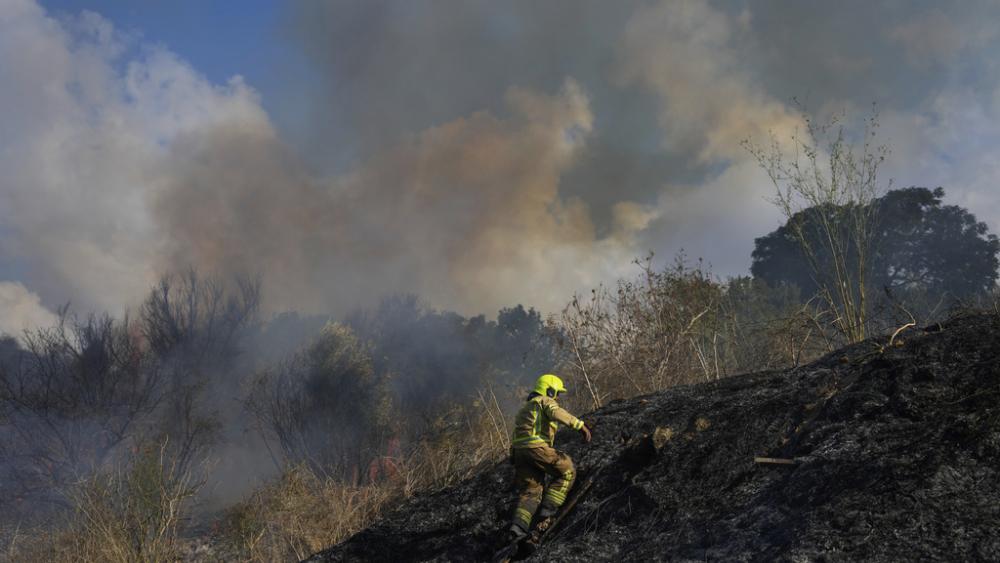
[3,0,1000,327]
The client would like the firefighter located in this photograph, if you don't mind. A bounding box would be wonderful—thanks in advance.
[507,373,592,541]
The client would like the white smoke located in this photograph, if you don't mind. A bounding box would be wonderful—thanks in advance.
[0,281,58,336]
[3,0,1000,321]
[0,2,647,317]
[0,0,272,314]
[618,0,805,273]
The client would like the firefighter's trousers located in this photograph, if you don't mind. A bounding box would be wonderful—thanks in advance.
[510,445,575,532]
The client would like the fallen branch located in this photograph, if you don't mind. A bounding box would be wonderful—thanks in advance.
[753,457,798,466]
[888,322,916,348]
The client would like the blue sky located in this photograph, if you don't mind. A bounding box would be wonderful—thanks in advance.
[42,0,285,84]
[39,0,315,136]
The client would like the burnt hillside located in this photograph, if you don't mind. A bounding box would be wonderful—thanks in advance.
[308,313,1000,562]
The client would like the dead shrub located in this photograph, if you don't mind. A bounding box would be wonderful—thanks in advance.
[5,441,200,563]
[556,255,819,410]
[221,464,392,562]
[220,389,509,562]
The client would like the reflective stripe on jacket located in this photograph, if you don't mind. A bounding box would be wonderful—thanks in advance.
[511,394,584,448]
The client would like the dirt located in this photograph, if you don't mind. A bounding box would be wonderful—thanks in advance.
[306,313,1000,562]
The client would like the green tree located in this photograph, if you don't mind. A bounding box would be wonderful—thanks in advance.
[493,304,562,386]
[752,187,1000,302]
[252,323,391,478]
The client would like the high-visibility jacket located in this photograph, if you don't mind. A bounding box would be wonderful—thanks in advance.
[511,394,584,449]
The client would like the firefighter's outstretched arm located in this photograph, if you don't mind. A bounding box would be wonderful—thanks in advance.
[541,399,591,443]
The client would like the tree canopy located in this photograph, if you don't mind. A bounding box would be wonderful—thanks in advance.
[752,187,1000,299]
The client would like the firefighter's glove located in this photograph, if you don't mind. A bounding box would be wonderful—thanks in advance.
[580,424,592,443]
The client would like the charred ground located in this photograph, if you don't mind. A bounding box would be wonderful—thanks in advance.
[308,313,1000,562]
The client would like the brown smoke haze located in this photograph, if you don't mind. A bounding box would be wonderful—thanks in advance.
[154,80,646,315]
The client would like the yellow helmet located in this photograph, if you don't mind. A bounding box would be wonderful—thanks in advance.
[533,374,567,398]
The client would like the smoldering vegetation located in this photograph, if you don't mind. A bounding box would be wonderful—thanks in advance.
[2,101,999,561]
[1,220,997,561]
[0,268,569,560]
[311,312,1000,563]
[5,2,1000,561]
[0,272,262,519]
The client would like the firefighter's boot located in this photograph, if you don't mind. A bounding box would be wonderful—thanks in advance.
[533,505,557,535]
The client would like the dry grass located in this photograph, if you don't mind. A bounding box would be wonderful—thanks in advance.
[4,441,200,563]
[219,392,510,562]
[2,383,510,563]
[556,256,821,412]
[221,465,393,562]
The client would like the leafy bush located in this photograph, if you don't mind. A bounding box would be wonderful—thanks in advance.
[247,322,393,480]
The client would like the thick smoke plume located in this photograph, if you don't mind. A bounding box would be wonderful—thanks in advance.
[154,80,646,315]
[4,0,1000,327]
